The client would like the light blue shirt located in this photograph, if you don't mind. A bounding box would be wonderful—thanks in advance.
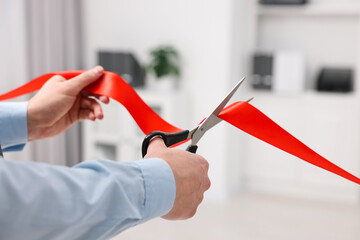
[0,102,176,240]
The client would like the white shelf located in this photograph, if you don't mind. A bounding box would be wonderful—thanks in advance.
[250,89,358,100]
[258,3,360,17]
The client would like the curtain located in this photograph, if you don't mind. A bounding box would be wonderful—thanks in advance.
[26,0,83,166]
[0,0,32,162]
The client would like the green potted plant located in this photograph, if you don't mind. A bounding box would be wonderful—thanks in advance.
[147,45,180,91]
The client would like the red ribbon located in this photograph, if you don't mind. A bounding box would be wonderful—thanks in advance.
[1,71,359,185]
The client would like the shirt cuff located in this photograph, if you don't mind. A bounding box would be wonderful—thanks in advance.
[3,144,25,152]
[134,158,176,221]
[0,102,28,149]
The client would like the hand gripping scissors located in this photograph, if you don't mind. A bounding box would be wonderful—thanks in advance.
[141,78,252,157]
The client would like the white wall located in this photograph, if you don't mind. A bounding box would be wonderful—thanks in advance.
[83,0,247,200]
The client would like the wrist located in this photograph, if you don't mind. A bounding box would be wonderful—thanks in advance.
[27,100,43,141]
[27,120,41,142]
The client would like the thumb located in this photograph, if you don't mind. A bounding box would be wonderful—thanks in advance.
[145,136,167,157]
[65,66,104,95]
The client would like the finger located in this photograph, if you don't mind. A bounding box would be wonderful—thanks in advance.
[146,136,167,155]
[80,98,104,119]
[78,109,96,121]
[99,95,110,104]
[65,66,104,95]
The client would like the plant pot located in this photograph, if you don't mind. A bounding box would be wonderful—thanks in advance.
[147,76,178,92]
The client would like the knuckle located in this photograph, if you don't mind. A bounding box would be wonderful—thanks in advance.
[197,155,208,166]
[204,178,211,190]
[194,155,209,169]
[197,193,204,203]
[186,208,197,219]
[50,75,65,82]
[202,159,209,170]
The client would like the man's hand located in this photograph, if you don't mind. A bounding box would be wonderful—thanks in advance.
[27,66,109,141]
[145,137,211,220]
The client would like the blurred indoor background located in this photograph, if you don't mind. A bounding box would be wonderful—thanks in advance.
[1,0,360,239]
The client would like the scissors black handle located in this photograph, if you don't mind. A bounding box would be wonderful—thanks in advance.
[142,130,198,157]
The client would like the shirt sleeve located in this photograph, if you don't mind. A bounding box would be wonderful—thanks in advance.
[0,102,28,151]
[0,157,176,240]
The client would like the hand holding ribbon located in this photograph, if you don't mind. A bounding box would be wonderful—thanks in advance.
[26,66,109,141]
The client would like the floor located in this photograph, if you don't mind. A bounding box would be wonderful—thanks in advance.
[112,191,360,240]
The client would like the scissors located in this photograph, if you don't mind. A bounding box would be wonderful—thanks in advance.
[141,77,252,157]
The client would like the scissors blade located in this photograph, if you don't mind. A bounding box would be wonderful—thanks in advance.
[190,77,245,145]
[211,77,245,117]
